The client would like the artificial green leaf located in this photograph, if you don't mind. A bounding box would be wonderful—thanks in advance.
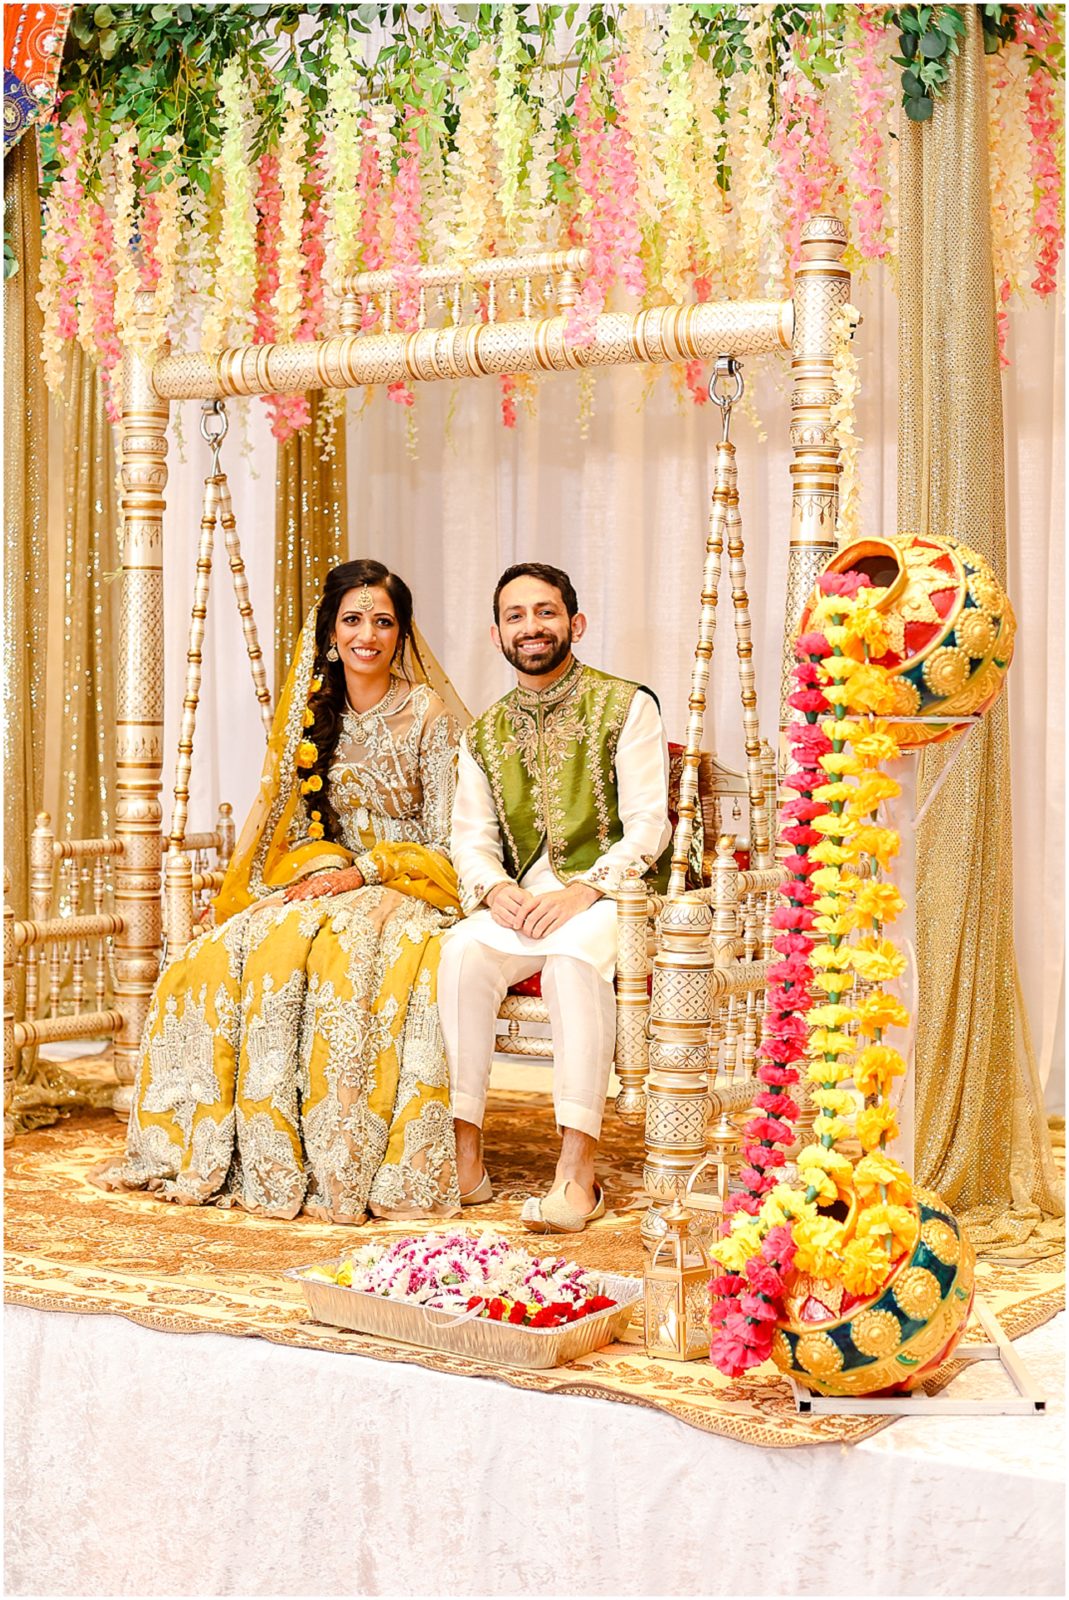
[901,68,923,95]
[919,30,947,58]
[904,93,933,120]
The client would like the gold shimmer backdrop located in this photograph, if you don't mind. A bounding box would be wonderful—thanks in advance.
[53,346,119,842]
[3,132,49,919]
[273,393,347,691]
[899,9,1063,1254]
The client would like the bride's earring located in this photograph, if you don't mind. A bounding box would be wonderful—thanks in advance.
[326,642,339,662]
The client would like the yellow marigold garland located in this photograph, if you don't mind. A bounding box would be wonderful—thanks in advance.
[711,574,919,1337]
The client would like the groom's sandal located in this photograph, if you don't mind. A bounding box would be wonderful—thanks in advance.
[520,1183,605,1234]
[459,1172,494,1207]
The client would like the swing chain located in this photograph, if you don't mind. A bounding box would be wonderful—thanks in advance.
[708,355,745,443]
[200,398,229,477]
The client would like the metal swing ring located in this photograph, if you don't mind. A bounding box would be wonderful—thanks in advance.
[708,356,745,442]
[200,398,229,476]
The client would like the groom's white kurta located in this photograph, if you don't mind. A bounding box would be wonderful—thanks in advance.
[438,689,670,1138]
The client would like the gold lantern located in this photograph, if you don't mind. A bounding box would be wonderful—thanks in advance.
[643,1200,712,1362]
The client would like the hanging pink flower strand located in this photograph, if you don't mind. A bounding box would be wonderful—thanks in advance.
[253,153,309,441]
[849,9,895,262]
[1019,5,1065,297]
[566,75,610,345]
[771,52,838,272]
[386,110,423,410]
[85,197,123,420]
[607,57,646,301]
[54,111,88,341]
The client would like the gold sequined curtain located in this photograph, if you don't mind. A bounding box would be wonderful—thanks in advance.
[274,393,347,689]
[59,344,118,840]
[898,9,1063,1255]
[3,131,49,918]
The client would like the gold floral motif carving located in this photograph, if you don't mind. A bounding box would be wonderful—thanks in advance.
[850,1308,903,1358]
[892,1265,942,1321]
[922,645,971,697]
[921,1217,960,1264]
[795,1330,845,1378]
[956,608,997,656]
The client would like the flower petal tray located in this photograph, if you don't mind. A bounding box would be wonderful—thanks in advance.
[286,1266,644,1370]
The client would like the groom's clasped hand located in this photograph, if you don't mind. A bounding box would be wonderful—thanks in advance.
[485,878,599,938]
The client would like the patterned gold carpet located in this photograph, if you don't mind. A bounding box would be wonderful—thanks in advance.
[5,1087,1064,1448]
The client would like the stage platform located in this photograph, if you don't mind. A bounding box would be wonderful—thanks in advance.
[4,1091,1066,1595]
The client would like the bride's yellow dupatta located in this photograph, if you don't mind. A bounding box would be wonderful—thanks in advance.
[213,620,464,924]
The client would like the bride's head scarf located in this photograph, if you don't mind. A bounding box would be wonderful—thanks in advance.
[214,562,468,923]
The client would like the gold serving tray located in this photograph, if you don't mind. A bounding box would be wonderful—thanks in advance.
[286,1267,644,1371]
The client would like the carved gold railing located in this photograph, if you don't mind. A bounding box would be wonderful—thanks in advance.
[3,806,234,1137]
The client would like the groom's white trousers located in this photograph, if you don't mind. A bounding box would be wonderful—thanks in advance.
[437,914,616,1140]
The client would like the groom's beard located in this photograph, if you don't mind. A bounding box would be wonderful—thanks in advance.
[501,632,573,676]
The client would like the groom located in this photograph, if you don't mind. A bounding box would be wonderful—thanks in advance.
[438,563,671,1232]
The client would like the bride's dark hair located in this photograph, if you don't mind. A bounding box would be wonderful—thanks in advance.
[304,560,426,842]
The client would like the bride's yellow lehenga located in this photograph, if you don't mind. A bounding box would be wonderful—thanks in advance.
[97,623,462,1222]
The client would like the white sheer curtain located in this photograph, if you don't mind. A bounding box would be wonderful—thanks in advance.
[146,278,1062,1108]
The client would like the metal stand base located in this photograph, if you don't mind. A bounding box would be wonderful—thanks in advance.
[788,1299,1047,1417]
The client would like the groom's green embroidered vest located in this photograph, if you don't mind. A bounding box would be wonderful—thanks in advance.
[468,658,670,892]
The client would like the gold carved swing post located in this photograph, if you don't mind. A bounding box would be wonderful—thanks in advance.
[88,217,850,1193]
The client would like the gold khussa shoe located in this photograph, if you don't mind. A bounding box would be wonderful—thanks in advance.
[520,1182,605,1234]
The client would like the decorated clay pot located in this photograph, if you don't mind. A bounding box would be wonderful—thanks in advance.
[770,1188,976,1397]
[799,533,1015,749]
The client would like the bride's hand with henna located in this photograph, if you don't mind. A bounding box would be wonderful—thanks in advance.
[283,866,365,903]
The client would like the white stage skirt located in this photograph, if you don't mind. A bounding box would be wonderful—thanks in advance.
[4,1305,1064,1597]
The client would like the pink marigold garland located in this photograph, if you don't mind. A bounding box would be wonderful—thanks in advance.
[707,634,831,1376]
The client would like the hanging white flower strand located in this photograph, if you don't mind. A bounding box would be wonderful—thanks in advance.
[274,85,307,344]
[201,59,259,355]
[110,126,140,347]
[321,27,363,305]
[494,4,525,244]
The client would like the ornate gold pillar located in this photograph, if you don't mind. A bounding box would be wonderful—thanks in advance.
[643,898,714,1204]
[613,873,652,1124]
[113,294,169,1115]
[780,215,851,719]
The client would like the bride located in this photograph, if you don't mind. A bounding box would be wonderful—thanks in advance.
[96,560,462,1222]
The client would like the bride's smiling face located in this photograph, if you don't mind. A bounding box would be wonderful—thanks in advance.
[334,586,399,680]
